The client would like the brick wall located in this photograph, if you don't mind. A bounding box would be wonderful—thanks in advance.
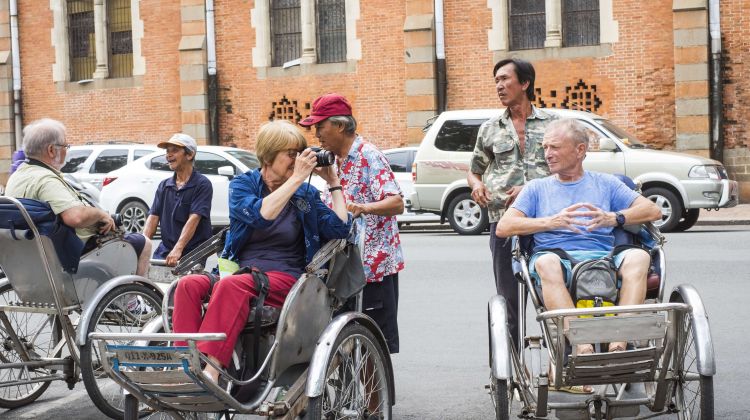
[214,0,409,151]
[443,0,677,149]
[720,0,749,150]
[18,1,183,145]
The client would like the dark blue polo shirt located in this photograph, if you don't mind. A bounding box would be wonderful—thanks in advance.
[150,169,213,259]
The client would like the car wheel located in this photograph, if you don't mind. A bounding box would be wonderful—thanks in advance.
[119,200,149,233]
[447,192,488,235]
[674,208,700,232]
[643,187,683,232]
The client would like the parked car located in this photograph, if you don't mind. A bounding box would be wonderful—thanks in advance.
[409,108,739,234]
[382,147,440,225]
[99,146,260,232]
[61,143,160,189]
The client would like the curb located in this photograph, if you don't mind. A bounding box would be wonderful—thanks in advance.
[695,220,750,226]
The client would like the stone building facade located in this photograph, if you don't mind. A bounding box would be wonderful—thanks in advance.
[0,0,747,200]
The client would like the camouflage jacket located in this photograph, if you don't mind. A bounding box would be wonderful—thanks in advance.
[470,106,556,222]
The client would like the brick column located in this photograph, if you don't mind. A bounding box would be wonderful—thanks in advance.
[673,0,710,155]
[178,0,209,144]
[0,1,14,187]
[403,0,436,145]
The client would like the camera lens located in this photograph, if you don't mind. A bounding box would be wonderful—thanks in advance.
[311,147,335,167]
[111,213,123,228]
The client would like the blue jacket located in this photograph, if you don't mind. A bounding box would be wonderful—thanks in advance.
[221,169,352,263]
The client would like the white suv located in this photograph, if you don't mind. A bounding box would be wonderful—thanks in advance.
[409,109,739,234]
[61,143,160,190]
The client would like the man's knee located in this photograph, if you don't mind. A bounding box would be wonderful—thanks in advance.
[618,248,650,276]
[534,253,565,286]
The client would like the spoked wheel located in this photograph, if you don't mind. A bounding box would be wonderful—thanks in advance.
[489,376,511,420]
[305,323,392,420]
[80,283,163,419]
[671,294,714,420]
[0,283,61,408]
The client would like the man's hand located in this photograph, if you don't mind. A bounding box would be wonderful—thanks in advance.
[546,203,596,234]
[347,202,369,218]
[471,183,492,207]
[97,214,116,234]
[504,185,524,209]
[166,248,183,267]
[571,203,617,231]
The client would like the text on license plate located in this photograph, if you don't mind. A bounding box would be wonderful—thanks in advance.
[114,349,181,364]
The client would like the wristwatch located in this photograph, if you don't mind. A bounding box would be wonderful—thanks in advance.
[615,211,626,227]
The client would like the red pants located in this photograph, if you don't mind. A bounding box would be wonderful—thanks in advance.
[172,271,297,367]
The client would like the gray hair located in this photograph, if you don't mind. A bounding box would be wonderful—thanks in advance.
[546,118,591,149]
[328,115,357,135]
[22,118,67,159]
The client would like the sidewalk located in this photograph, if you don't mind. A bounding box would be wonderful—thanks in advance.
[696,204,750,225]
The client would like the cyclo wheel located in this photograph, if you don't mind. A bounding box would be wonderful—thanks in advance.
[80,283,163,419]
[489,376,510,420]
[305,323,392,420]
[0,282,60,408]
[671,294,714,420]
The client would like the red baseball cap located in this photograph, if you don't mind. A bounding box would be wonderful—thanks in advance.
[299,93,352,127]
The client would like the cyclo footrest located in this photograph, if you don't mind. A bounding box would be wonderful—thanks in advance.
[90,332,251,414]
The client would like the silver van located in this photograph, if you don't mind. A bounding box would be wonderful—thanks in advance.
[409,108,738,234]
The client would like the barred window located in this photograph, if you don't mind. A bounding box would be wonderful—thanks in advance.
[508,0,545,51]
[67,0,95,81]
[563,0,599,47]
[107,0,133,78]
[270,0,302,67]
[316,0,346,64]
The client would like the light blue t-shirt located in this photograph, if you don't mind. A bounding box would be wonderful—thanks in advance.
[511,171,639,252]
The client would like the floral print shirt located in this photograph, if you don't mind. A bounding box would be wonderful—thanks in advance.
[324,136,405,282]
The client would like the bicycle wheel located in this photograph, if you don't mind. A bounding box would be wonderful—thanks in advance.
[305,323,392,420]
[489,376,510,420]
[80,283,163,419]
[0,282,60,408]
[672,295,714,420]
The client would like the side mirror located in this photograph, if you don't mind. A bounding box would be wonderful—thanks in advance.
[598,137,619,152]
[217,166,235,179]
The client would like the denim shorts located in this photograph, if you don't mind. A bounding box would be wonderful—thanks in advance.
[528,248,642,287]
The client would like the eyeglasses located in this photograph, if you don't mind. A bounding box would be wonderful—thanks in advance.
[54,143,71,150]
[283,149,303,159]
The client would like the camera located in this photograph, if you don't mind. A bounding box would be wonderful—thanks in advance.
[311,147,335,167]
[111,213,123,228]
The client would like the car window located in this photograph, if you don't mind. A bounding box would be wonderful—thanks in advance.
[134,149,154,161]
[225,150,261,170]
[147,154,171,171]
[194,152,234,175]
[595,119,649,149]
[435,119,487,152]
[90,149,128,173]
[384,151,410,172]
[61,149,92,173]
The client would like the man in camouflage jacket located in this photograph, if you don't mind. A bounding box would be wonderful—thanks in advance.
[467,58,556,347]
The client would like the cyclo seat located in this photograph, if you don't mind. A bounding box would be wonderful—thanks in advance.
[0,197,139,307]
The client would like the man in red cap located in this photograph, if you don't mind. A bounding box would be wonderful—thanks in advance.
[300,93,404,354]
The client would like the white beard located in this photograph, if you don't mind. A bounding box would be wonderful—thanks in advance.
[51,149,65,170]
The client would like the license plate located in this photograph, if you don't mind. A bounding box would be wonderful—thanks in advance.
[114,348,181,365]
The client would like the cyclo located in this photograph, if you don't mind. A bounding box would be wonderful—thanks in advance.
[488,210,716,419]
[0,196,165,417]
[89,220,395,419]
